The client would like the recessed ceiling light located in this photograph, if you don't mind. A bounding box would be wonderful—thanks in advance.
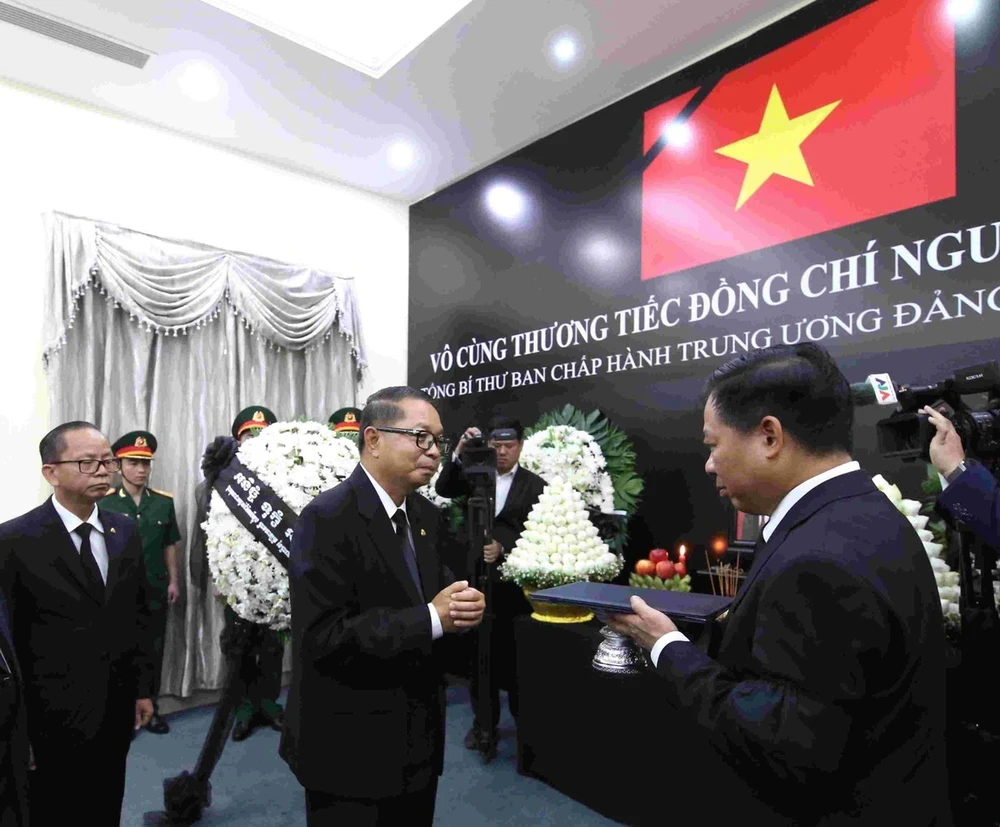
[388,140,417,171]
[663,121,693,149]
[485,183,527,223]
[946,0,977,20]
[199,0,474,79]
[176,60,223,102]
[551,35,578,65]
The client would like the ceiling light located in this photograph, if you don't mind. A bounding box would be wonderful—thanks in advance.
[199,0,473,79]
[551,35,578,65]
[581,234,620,269]
[945,0,977,20]
[387,140,417,171]
[485,183,527,223]
[663,121,693,148]
[175,60,223,102]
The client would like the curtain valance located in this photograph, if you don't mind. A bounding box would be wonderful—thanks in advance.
[43,212,366,370]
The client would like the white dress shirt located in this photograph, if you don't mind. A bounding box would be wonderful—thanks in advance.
[359,464,443,640]
[51,495,109,583]
[495,465,517,516]
[649,460,861,666]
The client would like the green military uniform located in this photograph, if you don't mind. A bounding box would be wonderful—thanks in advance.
[227,405,285,740]
[101,485,181,604]
[98,431,181,733]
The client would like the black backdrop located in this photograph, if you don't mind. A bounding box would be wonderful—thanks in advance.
[408,0,1000,565]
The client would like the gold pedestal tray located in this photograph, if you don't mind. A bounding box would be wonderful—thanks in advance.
[523,587,594,624]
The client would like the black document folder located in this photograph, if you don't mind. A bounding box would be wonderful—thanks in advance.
[529,582,732,623]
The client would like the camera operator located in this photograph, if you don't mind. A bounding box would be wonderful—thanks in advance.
[435,416,546,753]
[922,405,1000,549]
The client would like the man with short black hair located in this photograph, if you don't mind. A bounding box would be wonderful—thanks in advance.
[435,414,546,753]
[610,343,951,826]
[282,386,485,826]
[0,421,154,825]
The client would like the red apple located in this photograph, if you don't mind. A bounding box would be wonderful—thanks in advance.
[635,559,656,576]
[649,548,669,564]
[674,560,687,578]
[655,560,676,580]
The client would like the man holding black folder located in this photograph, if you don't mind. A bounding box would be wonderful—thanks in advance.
[610,343,951,826]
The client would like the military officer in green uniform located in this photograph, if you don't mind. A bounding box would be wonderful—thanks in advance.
[99,430,181,735]
[328,407,362,439]
[224,406,286,741]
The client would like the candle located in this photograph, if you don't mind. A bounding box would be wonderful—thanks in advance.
[679,544,687,561]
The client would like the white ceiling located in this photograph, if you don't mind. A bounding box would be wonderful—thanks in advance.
[0,0,814,204]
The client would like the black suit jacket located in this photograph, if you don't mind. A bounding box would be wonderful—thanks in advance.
[0,592,28,827]
[655,471,951,826]
[0,498,154,757]
[435,459,547,580]
[280,464,454,798]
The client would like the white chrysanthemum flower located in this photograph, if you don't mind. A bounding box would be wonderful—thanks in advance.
[206,421,359,630]
[500,476,622,590]
[875,473,960,629]
[520,425,615,513]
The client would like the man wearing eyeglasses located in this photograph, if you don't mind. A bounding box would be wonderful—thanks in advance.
[281,386,486,826]
[0,421,154,825]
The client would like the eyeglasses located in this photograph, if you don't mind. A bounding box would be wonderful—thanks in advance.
[374,427,450,454]
[48,458,122,475]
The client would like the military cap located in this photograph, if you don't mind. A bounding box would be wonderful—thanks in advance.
[329,407,362,435]
[232,406,277,440]
[112,430,157,459]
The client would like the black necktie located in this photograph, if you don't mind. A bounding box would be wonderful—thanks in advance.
[75,523,105,603]
[391,509,423,594]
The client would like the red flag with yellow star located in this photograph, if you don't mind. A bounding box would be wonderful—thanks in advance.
[640,0,955,280]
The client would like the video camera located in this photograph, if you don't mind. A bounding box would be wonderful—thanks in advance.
[853,362,1000,462]
[459,433,498,499]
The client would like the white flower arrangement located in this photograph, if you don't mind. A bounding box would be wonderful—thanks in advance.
[872,474,961,627]
[519,424,616,513]
[205,421,359,630]
[500,476,623,590]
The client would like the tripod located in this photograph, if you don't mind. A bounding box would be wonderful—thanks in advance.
[467,489,497,762]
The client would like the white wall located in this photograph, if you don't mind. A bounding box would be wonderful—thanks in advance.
[0,80,408,521]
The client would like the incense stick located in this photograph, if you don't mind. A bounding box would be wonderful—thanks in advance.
[705,549,716,595]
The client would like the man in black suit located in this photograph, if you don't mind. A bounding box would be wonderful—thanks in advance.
[0,590,28,827]
[0,421,154,826]
[280,386,486,826]
[435,415,546,753]
[610,343,951,826]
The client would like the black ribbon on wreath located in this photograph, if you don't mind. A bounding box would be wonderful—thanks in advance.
[144,447,299,825]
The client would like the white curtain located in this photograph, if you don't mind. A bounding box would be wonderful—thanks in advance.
[43,212,366,696]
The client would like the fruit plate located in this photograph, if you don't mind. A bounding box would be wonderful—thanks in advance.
[528,582,732,623]
[628,572,692,592]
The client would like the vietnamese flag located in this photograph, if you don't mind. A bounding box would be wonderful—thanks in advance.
[640,0,955,280]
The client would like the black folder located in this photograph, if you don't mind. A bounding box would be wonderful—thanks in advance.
[529,582,732,623]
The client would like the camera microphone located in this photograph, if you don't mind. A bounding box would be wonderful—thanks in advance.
[850,374,901,407]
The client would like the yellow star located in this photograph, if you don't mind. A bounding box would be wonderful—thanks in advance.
[715,84,840,210]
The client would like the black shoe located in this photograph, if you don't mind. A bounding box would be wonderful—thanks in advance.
[145,713,170,735]
[232,718,257,742]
